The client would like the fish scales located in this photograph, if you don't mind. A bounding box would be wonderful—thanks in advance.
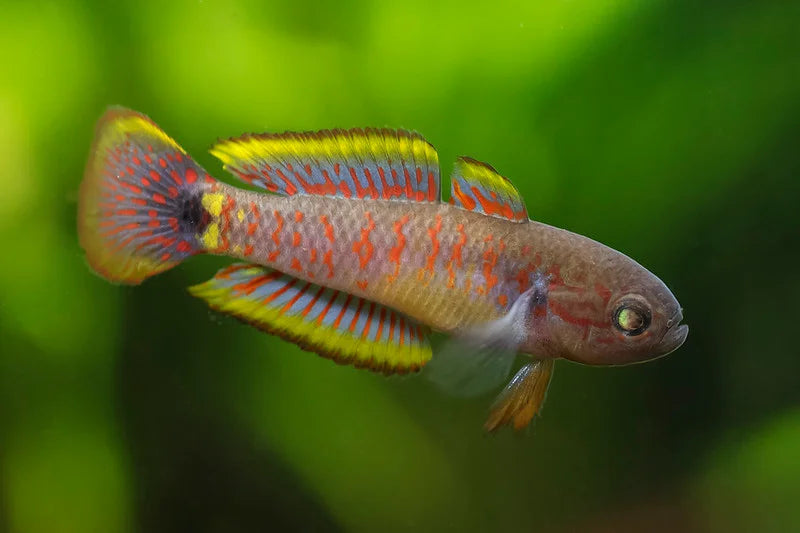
[205,184,537,331]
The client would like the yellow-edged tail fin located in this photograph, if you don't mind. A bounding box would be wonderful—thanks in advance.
[78,107,213,284]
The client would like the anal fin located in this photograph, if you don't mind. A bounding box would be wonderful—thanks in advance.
[189,263,432,373]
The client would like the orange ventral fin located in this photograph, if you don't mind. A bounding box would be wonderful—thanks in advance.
[449,157,528,222]
[189,263,432,374]
[485,359,554,432]
[210,128,440,202]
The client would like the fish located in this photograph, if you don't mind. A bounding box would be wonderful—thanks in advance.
[78,107,688,431]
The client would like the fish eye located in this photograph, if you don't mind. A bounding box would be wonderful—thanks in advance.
[613,302,651,336]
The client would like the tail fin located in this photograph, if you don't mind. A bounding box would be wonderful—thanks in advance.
[78,107,211,284]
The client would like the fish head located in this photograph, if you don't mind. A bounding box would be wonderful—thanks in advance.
[533,244,688,366]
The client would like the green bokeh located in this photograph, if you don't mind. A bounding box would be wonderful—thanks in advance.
[1,0,798,531]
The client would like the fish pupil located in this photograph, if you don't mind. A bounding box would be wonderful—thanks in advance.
[614,303,651,336]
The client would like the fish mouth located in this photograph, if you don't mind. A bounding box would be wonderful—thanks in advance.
[657,310,689,356]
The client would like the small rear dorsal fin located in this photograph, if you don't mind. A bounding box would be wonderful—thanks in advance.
[448,157,528,222]
[210,128,440,202]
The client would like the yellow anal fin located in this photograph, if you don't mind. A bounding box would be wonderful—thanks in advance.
[485,359,554,432]
[449,156,528,222]
[210,127,440,202]
[189,263,432,374]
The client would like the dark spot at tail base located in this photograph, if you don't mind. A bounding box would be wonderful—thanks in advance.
[178,190,209,234]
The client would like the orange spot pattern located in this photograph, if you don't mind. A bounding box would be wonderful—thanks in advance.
[387,215,410,283]
[352,212,375,270]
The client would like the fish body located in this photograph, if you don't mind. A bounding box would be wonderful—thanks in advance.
[79,108,688,430]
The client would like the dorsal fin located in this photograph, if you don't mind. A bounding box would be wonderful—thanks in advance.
[210,128,440,202]
[448,157,528,222]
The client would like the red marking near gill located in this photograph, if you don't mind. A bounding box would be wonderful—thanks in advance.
[309,248,318,263]
[244,245,254,257]
[290,258,303,272]
[319,215,335,243]
[316,290,339,325]
[548,299,609,329]
[425,215,443,275]
[594,282,612,305]
[348,298,366,333]
[294,211,304,223]
[498,294,508,307]
[268,251,280,261]
[272,211,284,246]
[387,215,410,282]
[521,244,532,257]
[247,222,259,236]
[323,250,334,278]
[280,282,311,314]
[352,212,375,270]
[250,202,260,220]
[446,224,467,289]
[451,180,476,210]
[514,255,542,292]
[292,232,302,247]
[547,264,565,286]
[357,280,369,290]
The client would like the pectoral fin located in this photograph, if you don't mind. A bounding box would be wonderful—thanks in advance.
[425,279,546,397]
[484,359,554,432]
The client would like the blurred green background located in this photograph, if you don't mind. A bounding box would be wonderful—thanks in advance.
[1,0,799,531]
